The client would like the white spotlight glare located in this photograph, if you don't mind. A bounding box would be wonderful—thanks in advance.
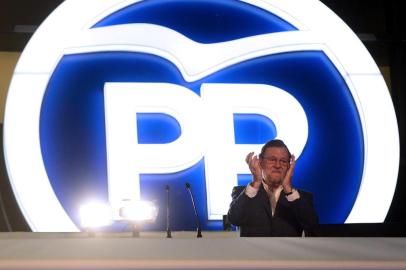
[79,201,113,228]
[119,200,159,223]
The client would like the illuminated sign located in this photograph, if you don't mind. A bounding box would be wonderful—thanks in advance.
[104,82,307,219]
[4,0,399,231]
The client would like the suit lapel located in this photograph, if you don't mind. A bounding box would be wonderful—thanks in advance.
[258,185,272,219]
[275,191,291,216]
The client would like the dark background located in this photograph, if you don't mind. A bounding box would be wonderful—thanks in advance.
[0,0,405,235]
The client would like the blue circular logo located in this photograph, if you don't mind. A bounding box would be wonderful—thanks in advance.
[4,0,398,231]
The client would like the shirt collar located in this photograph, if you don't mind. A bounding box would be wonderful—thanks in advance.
[262,181,283,195]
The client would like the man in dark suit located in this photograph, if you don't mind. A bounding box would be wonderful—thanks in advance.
[227,139,318,237]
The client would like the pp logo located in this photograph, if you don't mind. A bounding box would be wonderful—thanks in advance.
[4,0,398,231]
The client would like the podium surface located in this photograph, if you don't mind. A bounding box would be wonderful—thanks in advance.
[1,232,406,270]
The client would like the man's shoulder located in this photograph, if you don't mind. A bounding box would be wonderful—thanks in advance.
[296,189,314,199]
[296,188,312,194]
[231,185,246,197]
[233,185,246,192]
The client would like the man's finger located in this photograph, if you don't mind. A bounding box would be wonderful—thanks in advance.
[245,152,254,164]
[290,154,296,168]
[287,154,296,176]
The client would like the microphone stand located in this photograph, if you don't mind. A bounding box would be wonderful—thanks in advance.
[165,185,172,238]
[185,182,202,238]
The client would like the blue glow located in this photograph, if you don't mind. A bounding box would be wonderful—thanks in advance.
[137,113,181,144]
[234,113,277,144]
[40,50,364,230]
[93,0,297,43]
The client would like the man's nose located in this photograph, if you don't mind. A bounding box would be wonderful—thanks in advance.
[273,162,282,168]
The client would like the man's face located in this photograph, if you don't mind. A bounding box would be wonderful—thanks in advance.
[260,147,290,186]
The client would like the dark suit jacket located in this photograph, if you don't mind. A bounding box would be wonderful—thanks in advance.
[227,185,319,237]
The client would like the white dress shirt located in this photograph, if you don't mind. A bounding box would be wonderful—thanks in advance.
[245,182,300,216]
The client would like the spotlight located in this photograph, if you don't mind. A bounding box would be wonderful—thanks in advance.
[119,200,159,237]
[79,201,113,234]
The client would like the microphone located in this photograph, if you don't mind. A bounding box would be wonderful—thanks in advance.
[185,182,202,238]
[165,185,172,238]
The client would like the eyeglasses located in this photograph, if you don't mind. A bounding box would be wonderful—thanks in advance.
[262,157,289,167]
